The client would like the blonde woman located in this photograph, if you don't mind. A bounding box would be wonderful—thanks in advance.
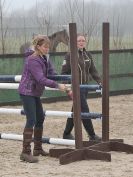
[19,35,66,163]
[62,34,102,141]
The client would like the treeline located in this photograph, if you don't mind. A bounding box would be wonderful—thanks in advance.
[0,0,133,54]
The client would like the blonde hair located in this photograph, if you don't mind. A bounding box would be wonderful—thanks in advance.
[32,34,50,50]
[77,33,86,40]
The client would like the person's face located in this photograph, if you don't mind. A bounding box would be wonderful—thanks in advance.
[37,43,49,55]
[77,35,86,49]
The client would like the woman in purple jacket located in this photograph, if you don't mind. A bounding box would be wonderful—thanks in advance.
[18,35,66,163]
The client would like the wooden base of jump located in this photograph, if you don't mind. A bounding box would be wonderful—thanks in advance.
[50,147,111,165]
[49,141,111,165]
[87,140,133,153]
[49,139,133,165]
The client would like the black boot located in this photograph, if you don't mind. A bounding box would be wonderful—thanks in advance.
[20,128,38,163]
[63,118,74,140]
[82,118,95,136]
[89,134,102,141]
[82,118,101,141]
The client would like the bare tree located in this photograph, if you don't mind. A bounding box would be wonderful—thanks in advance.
[0,0,5,54]
[63,0,80,22]
[0,0,12,54]
[29,0,54,35]
[112,6,127,49]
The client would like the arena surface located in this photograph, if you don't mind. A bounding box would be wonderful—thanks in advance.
[0,94,133,177]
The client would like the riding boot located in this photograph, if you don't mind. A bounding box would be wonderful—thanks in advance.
[33,128,49,156]
[82,118,95,137]
[82,119,101,141]
[20,128,38,163]
[63,118,75,139]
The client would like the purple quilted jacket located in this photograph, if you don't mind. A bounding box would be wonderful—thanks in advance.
[18,51,58,97]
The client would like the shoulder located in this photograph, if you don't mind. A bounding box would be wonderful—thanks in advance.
[27,55,41,64]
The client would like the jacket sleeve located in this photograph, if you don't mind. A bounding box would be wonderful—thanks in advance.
[28,58,58,88]
[89,58,102,84]
[61,53,71,75]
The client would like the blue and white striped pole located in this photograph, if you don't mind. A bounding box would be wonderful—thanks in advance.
[0,75,71,83]
[0,133,75,146]
[0,108,102,119]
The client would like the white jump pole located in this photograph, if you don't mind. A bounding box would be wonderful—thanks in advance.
[0,83,102,94]
[0,108,72,117]
[0,108,102,119]
[0,83,19,89]
[14,75,21,82]
[0,133,75,146]
[0,75,71,82]
[0,83,71,90]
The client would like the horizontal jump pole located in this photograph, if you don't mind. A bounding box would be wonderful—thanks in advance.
[0,75,71,83]
[80,84,102,93]
[0,133,75,146]
[0,83,69,90]
[80,84,101,91]
[0,83,102,93]
[0,108,102,119]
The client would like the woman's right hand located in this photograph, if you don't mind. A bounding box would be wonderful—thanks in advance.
[58,84,66,92]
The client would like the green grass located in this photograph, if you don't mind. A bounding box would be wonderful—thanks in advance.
[0,35,133,54]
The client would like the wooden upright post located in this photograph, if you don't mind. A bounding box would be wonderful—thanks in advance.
[87,23,133,156]
[69,23,83,149]
[102,23,110,141]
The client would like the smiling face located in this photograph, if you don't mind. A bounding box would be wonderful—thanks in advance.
[77,35,86,49]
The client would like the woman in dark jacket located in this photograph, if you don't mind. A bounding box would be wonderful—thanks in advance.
[62,34,102,141]
[19,35,66,163]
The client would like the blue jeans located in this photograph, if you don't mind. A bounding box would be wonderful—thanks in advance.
[20,94,45,129]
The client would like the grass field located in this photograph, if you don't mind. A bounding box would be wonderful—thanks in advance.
[0,35,133,54]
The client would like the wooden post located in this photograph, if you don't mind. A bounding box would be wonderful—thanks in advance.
[102,23,110,141]
[69,23,83,149]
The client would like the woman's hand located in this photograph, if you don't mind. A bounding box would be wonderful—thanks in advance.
[58,84,66,92]
[58,84,73,99]
[66,89,73,99]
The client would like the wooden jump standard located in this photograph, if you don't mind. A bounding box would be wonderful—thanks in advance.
[85,23,133,154]
[49,23,133,165]
[49,23,109,164]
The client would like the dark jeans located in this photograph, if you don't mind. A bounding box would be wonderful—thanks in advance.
[64,89,95,136]
[20,94,45,129]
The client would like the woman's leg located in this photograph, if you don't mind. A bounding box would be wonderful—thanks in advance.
[63,107,74,139]
[33,98,48,156]
[80,90,95,137]
[20,95,38,163]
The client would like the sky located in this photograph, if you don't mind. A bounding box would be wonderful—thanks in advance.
[7,0,133,11]
[10,0,42,10]
[8,0,105,11]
